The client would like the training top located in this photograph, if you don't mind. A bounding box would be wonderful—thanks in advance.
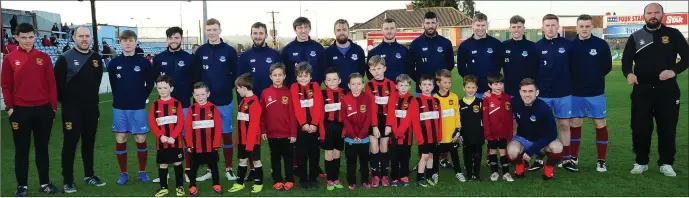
[153,49,195,107]
[456,35,505,93]
[238,44,281,98]
[434,91,461,143]
[482,92,513,140]
[342,92,375,140]
[535,34,573,98]
[282,37,326,85]
[409,34,455,93]
[148,98,185,150]
[54,49,103,108]
[2,48,57,110]
[185,101,222,153]
[194,39,238,106]
[459,96,484,145]
[367,40,411,80]
[512,98,558,156]
[324,40,366,91]
[386,92,417,146]
[622,24,689,85]
[237,95,262,151]
[108,53,156,110]
[569,35,612,97]
[260,85,297,139]
[501,36,539,96]
[411,94,443,145]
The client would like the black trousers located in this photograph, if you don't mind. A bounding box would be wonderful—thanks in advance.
[345,142,369,185]
[188,151,220,187]
[61,105,99,184]
[462,143,483,178]
[390,144,411,181]
[433,143,461,174]
[268,138,294,183]
[631,82,680,166]
[9,104,55,186]
[296,131,320,183]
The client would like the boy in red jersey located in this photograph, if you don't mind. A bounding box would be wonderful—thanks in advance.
[149,75,186,197]
[386,74,416,187]
[184,82,223,196]
[260,63,297,191]
[320,67,346,190]
[364,55,397,187]
[411,75,443,187]
[229,73,264,193]
[342,73,375,190]
[289,62,324,189]
[483,73,514,182]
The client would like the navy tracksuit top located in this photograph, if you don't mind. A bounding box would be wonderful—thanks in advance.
[569,35,612,97]
[367,40,411,81]
[457,34,504,93]
[501,36,540,96]
[324,40,366,91]
[154,49,195,107]
[238,44,281,98]
[107,54,156,110]
[194,39,238,106]
[535,35,573,98]
[409,34,455,93]
[281,37,325,85]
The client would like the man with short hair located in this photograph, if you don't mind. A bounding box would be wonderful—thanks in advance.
[500,15,539,97]
[367,18,410,82]
[325,19,366,91]
[457,13,504,99]
[281,17,325,86]
[529,14,576,172]
[150,26,195,183]
[409,11,455,94]
[623,3,688,177]
[2,22,61,196]
[569,14,612,173]
[54,26,107,193]
[238,22,281,98]
[193,18,240,181]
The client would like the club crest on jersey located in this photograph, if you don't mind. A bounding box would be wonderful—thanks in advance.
[433,104,438,110]
[207,112,213,119]
[162,62,168,66]
[15,60,21,65]
[307,90,313,98]
[472,105,480,113]
[558,47,565,53]
[292,52,299,56]
[530,115,537,122]
[542,50,548,54]
[437,47,443,52]
[505,50,511,54]
[171,107,177,114]
[522,50,528,57]
[662,36,669,44]
[219,56,226,62]
[310,51,316,57]
[12,122,19,130]
[36,58,44,66]
[178,61,185,67]
[266,57,273,63]
[384,90,389,96]
[422,47,428,51]
[244,105,249,111]
[449,100,454,105]
[589,49,597,56]
[134,66,141,72]
[351,54,358,60]
[93,60,100,67]
[360,105,367,113]
[250,59,256,63]
[396,53,402,59]
[282,96,289,104]
[505,102,511,111]
[403,102,409,109]
[65,122,73,130]
[487,48,493,54]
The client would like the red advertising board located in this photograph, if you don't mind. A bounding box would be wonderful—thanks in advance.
[663,13,688,26]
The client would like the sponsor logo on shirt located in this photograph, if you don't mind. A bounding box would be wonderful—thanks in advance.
[156,116,178,126]
[237,112,250,121]
[324,103,341,112]
[192,120,215,129]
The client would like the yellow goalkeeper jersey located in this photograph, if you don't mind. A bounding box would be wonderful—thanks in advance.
[435,91,461,143]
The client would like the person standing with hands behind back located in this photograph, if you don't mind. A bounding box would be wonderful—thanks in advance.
[623,2,688,177]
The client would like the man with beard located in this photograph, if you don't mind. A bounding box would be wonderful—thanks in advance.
[324,19,366,91]
[623,2,688,177]
[457,13,504,99]
[54,26,106,193]
[150,26,195,184]
[528,14,575,173]
[409,11,455,95]
[367,18,410,82]
[193,18,239,181]
[568,14,612,173]
[238,22,281,98]
[281,17,326,86]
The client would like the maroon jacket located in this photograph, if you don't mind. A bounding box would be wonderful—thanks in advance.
[1,48,57,110]
[482,92,514,140]
[261,85,297,139]
[342,92,374,139]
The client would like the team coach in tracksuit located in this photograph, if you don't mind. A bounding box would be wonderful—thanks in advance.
[623,3,688,177]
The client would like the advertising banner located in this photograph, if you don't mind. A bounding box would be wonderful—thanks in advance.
[605,24,644,38]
